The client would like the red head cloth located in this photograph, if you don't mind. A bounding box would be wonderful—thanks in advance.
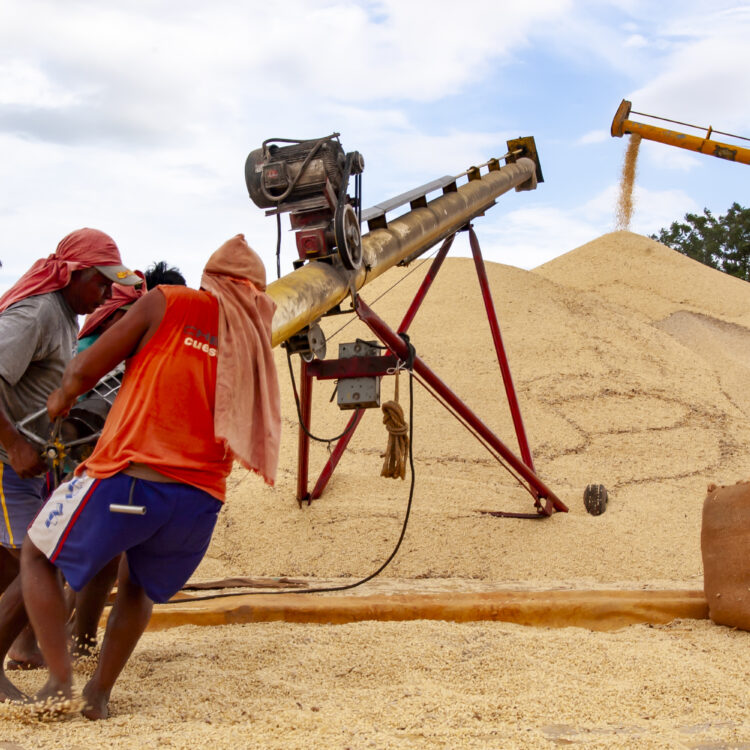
[0,228,132,313]
[78,271,147,339]
[200,234,280,485]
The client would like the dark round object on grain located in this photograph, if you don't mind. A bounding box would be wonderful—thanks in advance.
[584,484,608,515]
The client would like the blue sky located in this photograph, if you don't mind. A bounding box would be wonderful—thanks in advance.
[1,0,748,294]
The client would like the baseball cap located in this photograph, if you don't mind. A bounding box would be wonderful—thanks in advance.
[95,265,143,286]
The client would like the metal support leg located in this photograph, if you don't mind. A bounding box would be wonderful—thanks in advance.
[355,298,567,515]
[468,225,536,472]
[307,234,456,501]
[397,233,455,333]
[310,409,365,500]
[296,359,313,504]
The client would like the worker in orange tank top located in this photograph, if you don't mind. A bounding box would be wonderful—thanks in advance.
[15,235,280,720]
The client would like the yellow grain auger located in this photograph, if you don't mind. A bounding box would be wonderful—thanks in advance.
[245,133,568,517]
[611,98,750,165]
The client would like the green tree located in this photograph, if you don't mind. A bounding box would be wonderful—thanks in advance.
[650,202,750,281]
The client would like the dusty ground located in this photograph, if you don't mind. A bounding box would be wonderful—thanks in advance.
[3,231,750,748]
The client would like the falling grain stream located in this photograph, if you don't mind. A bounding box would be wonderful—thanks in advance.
[615,133,642,230]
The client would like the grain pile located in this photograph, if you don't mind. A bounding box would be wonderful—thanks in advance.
[4,231,750,748]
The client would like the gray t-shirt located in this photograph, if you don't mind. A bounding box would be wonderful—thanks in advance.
[0,291,78,463]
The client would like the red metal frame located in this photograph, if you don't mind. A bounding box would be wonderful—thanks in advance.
[468,225,535,471]
[397,232,454,333]
[295,227,568,516]
[306,233,456,501]
[295,359,314,503]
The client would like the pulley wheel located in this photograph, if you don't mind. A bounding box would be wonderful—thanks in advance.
[583,484,608,516]
[334,203,362,270]
[300,323,327,363]
[307,323,327,360]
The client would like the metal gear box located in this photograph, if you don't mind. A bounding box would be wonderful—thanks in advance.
[337,340,381,410]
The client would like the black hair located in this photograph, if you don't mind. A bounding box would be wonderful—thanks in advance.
[144,261,186,290]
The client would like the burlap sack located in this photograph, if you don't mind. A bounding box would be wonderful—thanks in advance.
[701,480,750,630]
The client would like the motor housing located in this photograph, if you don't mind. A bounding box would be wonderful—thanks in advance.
[245,138,352,209]
[245,135,364,271]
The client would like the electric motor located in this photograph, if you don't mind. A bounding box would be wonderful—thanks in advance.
[245,137,363,209]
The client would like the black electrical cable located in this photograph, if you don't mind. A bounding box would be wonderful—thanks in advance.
[285,349,363,445]
[259,134,339,206]
[165,335,418,603]
[337,152,355,205]
[324,246,442,344]
[275,212,282,280]
[355,172,362,226]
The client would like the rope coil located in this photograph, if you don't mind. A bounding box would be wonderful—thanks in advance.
[380,343,412,480]
[380,395,408,479]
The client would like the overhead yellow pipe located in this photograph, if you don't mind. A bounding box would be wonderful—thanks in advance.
[267,156,538,347]
[611,99,750,165]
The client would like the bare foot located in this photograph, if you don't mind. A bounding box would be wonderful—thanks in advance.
[0,672,28,703]
[6,650,45,671]
[82,682,110,720]
[8,625,45,669]
[27,692,86,720]
[35,676,72,705]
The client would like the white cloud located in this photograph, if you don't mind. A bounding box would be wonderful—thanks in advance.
[627,7,750,132]
[0,60,83,108]
[530,4,647,75]
[577,130,608,145]
[624,33,647,48]
[477,205,604,268]
[0,0,574,148]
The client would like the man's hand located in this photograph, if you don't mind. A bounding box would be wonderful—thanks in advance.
[7,434,46,478]
[47,387,74,421]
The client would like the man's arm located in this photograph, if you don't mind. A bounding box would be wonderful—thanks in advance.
[0,403,47,478]
[0,301,49,477]
[47,288,167,420]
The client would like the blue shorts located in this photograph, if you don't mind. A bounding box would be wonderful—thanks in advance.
[27,472,222,603]
[0,462,52,550]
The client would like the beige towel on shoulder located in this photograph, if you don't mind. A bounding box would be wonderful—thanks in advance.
[201,234,281,485]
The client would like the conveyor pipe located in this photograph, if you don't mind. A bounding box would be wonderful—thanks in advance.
[611,99,750,166]
[267,157,538,347]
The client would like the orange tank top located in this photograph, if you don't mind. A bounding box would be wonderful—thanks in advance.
[80,285,234,500]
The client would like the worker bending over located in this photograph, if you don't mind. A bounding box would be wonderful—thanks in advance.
[0,229,139,697]
[19,235,281,719]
